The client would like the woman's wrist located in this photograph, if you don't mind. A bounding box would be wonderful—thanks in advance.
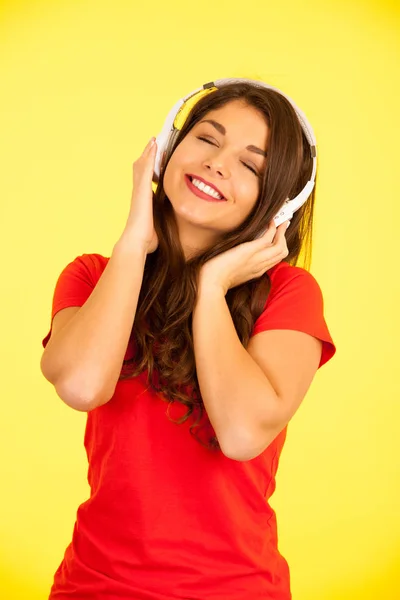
[113,231,148,260]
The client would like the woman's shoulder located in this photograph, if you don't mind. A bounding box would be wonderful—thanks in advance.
[67,252,110,281]
[78,252,110,266]
[265,261,324,305]
[267,260,315,285]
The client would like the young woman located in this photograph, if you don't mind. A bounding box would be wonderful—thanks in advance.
[41,80,336,600]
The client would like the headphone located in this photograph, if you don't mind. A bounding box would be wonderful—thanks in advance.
[154,78,317,227]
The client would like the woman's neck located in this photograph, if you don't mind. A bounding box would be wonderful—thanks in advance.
[176,219,220,261]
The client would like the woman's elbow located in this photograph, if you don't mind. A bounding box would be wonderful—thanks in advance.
[54,377,109,412]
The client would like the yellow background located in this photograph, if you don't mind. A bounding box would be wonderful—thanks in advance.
[1,0,399,598]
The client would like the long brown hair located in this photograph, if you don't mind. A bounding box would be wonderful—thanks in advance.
[120,82,317,450]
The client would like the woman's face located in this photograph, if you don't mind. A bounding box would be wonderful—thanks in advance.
[163,99,269,239]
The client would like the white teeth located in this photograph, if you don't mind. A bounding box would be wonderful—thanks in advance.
[192,177,223,200]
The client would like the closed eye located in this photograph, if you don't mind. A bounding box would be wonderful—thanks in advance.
[196,137,260,176]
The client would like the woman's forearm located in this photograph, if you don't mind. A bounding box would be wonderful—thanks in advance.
[192,281,282,460]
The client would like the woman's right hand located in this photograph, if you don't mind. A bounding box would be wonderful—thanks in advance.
[118,137,159,254]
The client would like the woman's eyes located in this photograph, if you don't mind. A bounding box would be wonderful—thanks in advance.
[196,136,259,176]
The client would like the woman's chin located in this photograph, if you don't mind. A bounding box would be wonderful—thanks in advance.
[172,202,216,228]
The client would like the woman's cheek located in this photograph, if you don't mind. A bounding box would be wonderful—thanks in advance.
[237,182,259,213]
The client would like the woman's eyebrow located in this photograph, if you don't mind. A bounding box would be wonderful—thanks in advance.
[199,119,267,157]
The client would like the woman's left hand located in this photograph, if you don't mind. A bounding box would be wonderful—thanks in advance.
[199,220,290,295]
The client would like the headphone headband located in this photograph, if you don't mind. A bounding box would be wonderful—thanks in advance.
[154,78,317,226]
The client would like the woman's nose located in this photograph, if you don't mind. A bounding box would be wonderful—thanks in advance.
[202,150,231,178]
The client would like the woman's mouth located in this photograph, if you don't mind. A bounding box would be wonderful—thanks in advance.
[185,175,226,203]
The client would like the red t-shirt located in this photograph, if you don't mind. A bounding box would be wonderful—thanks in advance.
[42,253,336,600]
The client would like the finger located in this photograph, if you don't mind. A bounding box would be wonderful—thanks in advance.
[143,137,156,155]
[273,224,290,258]
[254,220,276,245]
[142,140,157,173]
[255,221,289,259]
[148,141,157,169]
[148,140,157,161]
[272,220,290,244]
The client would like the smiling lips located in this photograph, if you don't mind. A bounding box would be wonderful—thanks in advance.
[185,175,226,203]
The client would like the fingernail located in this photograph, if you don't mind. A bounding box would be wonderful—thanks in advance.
[149,137,155,146]
[286,221,291,229]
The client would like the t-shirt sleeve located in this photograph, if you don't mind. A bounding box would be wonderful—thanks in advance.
[41,253,104,349]
[252,266,336,369]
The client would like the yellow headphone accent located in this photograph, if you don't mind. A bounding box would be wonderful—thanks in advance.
[172,86,217,130]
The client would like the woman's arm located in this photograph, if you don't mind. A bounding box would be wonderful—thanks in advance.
[41,138,158,411]
[192,279,322,461]
[192,281,282,459]
[41,240,147,411]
